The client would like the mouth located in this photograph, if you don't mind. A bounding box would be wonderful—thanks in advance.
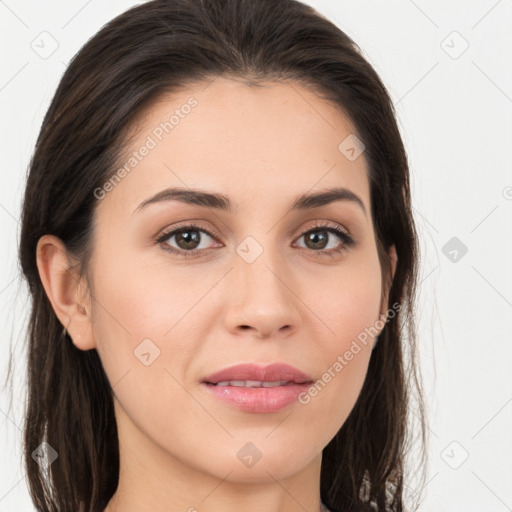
[202,362,314,386]
[207,380,305,387]
[201,363,315,413]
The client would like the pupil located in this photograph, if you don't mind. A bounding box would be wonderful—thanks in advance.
[177,230,200,249]
[307,231,327,249]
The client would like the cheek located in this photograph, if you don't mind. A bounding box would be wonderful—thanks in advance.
[313,248,383,348]
[298,253,382,422]
[90,250,211,346]
[88,253,211,405]
[89,258,210,451]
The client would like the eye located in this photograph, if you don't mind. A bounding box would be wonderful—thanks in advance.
[294,220,355,257]
[155,220,355,258]
[156,223,221,257]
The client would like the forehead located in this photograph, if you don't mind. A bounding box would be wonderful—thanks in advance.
[96,76,370,218]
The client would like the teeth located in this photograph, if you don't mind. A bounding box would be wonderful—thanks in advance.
[261,381,286,387]
[245,380,262,387]
[214,380,290,387]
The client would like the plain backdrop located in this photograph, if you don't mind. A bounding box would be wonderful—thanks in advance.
[1,1,511,510]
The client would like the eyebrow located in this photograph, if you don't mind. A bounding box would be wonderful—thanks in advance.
[133,186,367,216]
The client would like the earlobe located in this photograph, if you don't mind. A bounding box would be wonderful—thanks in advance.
[36,234,96,350]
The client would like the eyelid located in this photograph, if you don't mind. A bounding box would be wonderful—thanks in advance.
[156,220,220,240]
[296,219,352,238]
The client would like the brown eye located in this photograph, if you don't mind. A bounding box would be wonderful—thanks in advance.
[295,223,355,256]
[303,230,330,250]
[157,224,220,256]
[172,229,202,250]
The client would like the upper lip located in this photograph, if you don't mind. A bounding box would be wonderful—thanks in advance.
[202,363,314,384]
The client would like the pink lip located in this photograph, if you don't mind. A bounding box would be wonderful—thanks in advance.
[203,363,313,384]
[201,363,314,413]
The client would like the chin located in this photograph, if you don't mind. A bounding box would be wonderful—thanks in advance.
[197,442,319,484]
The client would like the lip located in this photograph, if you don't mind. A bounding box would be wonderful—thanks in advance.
[202,363,314,385]
[201,363,314,413]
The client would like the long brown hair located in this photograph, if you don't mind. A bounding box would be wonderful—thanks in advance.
[15,0,426,510]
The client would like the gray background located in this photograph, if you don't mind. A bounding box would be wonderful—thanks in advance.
[1,0,511,510]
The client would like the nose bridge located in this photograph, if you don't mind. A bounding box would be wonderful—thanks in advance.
[224,231,302,337]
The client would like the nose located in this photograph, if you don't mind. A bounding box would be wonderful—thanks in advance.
[223,245,302,340]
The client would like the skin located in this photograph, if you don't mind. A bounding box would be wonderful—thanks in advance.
[37,76,397,512]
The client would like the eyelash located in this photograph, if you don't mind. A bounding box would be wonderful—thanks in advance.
[155,220,355,259]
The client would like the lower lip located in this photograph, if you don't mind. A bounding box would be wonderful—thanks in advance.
[202,382,311,413]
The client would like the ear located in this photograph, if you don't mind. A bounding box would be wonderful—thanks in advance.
[36,234,96,350]
[378,244,398,323]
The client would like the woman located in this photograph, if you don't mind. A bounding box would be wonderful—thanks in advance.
[18,0,426,510]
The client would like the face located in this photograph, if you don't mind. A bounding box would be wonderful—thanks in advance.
[84,76,393,484]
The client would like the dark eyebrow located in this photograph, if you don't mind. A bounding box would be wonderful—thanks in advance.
[134,188,231,213]
[133,186,367,216]
[290,187,367,216]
